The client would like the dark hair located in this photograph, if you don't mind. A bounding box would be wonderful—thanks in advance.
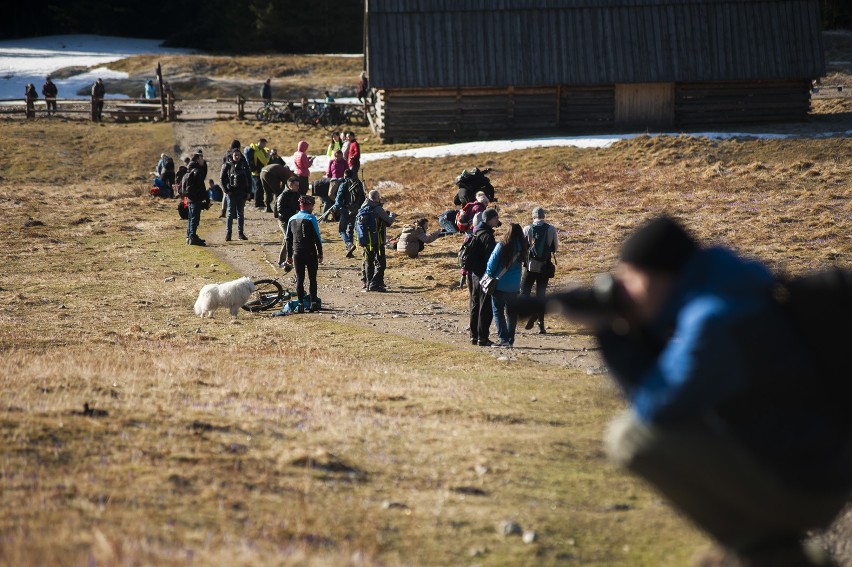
[287,175,300,184]
[499,223,528,269]
[415,217,428,228]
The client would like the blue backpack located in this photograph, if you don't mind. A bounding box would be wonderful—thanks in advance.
[272,296,322,316]
[355,203,378,247]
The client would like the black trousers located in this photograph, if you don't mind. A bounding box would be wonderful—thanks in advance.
[362,247,386,290]
[521,270,550,326]
[293,253,318,302]
[468,272,493,344]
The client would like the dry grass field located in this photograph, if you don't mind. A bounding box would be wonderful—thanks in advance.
[0,39,850,565]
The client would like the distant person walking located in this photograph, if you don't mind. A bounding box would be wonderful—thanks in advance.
[91,78,105,121]
[261,78,272,103]
[41,76,57,115]
[24,83,37,119]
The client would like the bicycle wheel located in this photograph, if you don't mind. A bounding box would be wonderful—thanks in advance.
[242,279,284,312]
[255,106,267,121]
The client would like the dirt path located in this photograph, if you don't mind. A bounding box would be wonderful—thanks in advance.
[172,120,605,373]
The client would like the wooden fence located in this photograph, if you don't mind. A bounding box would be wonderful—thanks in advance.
[0,93,181,121]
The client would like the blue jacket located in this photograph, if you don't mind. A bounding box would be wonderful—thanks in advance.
[485,242,523,293]
[598,247,852,490]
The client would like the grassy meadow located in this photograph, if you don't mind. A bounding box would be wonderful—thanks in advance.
[0,107,849,567]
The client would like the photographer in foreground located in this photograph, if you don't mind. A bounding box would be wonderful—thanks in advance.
[535,216,852,566]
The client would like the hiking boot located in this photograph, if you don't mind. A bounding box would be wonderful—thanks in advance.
[265,206,272,213]
[218,212,225,218]
[238,233,248,240]
[470,338,478,345]
[345,243,356,258]
[371,285,388,293]
[492,340,511,348]
[478,339,494,347]
[309,302,320,313]
[538,324,546,334]
[189,237,206,247]
[225,234,232,241]
[524,316,537,330]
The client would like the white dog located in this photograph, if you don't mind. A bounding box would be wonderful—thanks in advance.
[193,276,256,318]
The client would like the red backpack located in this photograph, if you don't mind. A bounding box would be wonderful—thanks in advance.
[455,202,478,233]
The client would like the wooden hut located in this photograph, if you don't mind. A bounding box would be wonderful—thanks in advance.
[364,0,825,141]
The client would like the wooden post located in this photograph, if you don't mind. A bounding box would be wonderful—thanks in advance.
[156,62,167,120]
[237,96,245,120]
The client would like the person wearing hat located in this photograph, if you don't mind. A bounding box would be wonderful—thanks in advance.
[359,189,396,292]
[466,208,501,346]
[285,195,323,312]
[521,207,558,334]
[595,215,852,565]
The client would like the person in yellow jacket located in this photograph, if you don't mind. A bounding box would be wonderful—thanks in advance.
[246,138,271,209]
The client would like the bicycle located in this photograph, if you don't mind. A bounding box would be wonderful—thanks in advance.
[255,101,276,122]
[242,276,294,312]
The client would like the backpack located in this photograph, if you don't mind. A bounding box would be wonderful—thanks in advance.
[347,179,366,213]
[775,268,852,423]
[177,197,188,219]
[244,145,255,170]
[273,296,322,316]
[228,161,247,191]
[528,223,551,261]
[457,236,478,270]
[355,203,378,247]
[179,170,193,197]
[455,210,471,233]
[162,155,175,172]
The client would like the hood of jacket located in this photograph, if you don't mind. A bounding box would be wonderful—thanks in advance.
[297,140,309,152]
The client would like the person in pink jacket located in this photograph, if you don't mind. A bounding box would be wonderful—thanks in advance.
[327,149,348,179]
[292,140,314,195]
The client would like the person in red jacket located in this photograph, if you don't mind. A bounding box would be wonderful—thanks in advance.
[292,140,314,195]
[346,132,361,178]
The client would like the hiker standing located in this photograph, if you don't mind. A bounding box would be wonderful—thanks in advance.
[485,223,528,348]
[220,148,252,241]
[275,176,302,267]
[261,78,272,103]
[286,195,323,312]
[24,83,37,119]
[91,78,105,121]
[42,76,57,115]
[245,138,271,209]
[326,131,343,159]
[346,132,361,178]
[521,207,558,334]
[144,79,157,99]
[184,151,209,246]
[358,189,396,292]
[293,140,314,196]
[466,208,500,346]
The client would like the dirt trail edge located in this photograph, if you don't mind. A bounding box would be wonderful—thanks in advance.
[172,121,605,374]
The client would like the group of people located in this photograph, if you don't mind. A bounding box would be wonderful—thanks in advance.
[24,76,59,118]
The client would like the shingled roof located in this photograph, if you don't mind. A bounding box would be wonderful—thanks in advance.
[366,0,825,89]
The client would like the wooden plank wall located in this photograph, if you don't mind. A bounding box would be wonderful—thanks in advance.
[674,80,812,126]
[615,83,674,128]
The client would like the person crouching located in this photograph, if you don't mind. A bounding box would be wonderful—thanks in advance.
[396,218,444,259]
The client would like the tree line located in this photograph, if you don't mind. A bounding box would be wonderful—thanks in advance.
[0,0,366,54]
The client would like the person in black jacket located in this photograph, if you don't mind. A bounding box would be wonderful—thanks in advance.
[184,151,209,246]
[91,78,105,121]
[286,196,323,312]
[42,76,58,115]
[467,208,501,346]
[276,176,302,266]
[261,78,272,103]
[220,148,252,241]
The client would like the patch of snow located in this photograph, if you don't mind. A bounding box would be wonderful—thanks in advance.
[0,34,192,100]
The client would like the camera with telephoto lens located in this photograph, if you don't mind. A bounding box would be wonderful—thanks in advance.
[513,273,625,324]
